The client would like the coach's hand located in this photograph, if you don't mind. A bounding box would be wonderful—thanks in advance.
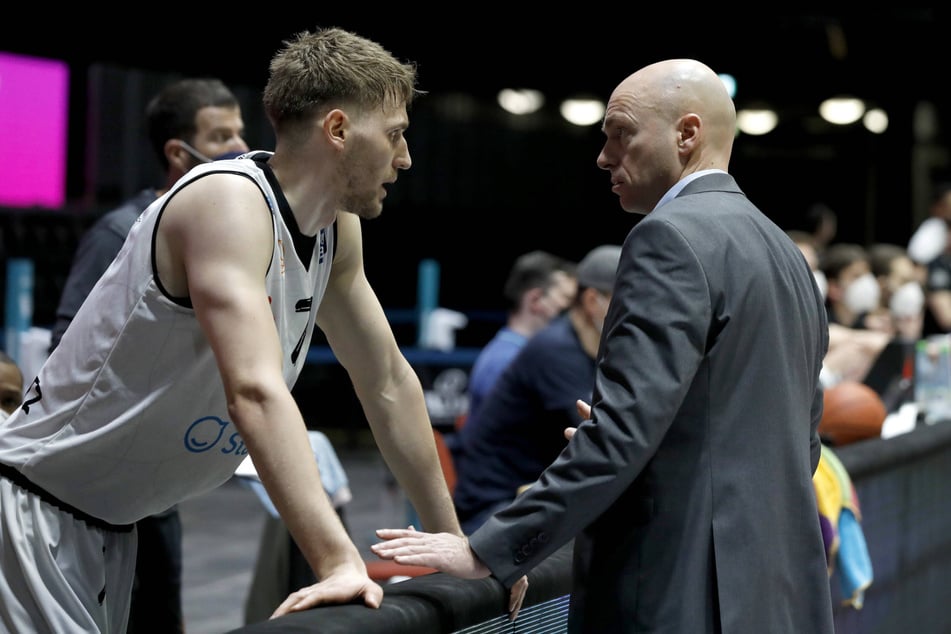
[508,574,529,620]
[565,399,592,440]
[270,569,384,618]
[372,528,528,620]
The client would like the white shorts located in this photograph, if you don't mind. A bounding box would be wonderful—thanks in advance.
[0,476,138,634]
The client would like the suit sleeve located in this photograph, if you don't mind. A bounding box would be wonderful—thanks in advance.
[468,217,711,587]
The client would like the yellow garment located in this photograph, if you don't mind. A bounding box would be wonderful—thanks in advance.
[812,443,874,609]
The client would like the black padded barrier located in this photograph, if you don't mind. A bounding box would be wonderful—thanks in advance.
[228,543,573,634]
[831,420,951,633]
[231,421,951,634]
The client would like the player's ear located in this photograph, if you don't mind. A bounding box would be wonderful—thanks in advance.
[323,109,349,148]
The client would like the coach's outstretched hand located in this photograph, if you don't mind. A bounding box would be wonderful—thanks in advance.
[565,398,591,440]
[372,527,528,620]
[270,568,384,619]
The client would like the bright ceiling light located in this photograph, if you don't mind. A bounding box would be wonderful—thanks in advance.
[863,108,888,134]
[497,88,545,115]
[819,96,866,125]
[736,108,778,135]
[559,98,605,126]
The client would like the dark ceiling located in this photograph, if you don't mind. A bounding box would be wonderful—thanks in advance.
[2,10,950,317]
[3,10,946,109]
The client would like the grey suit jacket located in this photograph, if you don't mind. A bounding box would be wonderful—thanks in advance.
[469,173,834,633]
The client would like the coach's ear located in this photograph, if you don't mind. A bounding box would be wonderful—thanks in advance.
[676,112,701,154]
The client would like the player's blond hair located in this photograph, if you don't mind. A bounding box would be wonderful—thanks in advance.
[264,26,419,137]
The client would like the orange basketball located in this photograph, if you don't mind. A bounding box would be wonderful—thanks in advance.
[819,381,887,445]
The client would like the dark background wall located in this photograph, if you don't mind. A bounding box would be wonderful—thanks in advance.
[2,9,950,335]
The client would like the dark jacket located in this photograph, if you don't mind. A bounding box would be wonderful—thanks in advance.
[468,173,834,634]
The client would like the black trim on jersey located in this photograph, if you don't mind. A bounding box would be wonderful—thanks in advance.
[252,154,318,271]
[150,168,265,308]
[0,463,135,533]
[150,153,338,308]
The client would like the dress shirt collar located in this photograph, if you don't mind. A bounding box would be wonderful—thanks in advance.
[654,169,728,212]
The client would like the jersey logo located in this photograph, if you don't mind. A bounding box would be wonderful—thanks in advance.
[21,377,42,414]
[184,417,229,452]
[318,229,327,263]
[183,416,249,457]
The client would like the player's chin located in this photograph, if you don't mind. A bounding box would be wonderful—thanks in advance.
[348,200,384,220]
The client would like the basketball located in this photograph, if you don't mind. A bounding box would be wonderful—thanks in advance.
[819,381,887,445]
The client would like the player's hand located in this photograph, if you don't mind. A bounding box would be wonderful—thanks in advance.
[270,569,384,618]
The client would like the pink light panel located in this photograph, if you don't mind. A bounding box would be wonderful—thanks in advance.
[0,52,69,208]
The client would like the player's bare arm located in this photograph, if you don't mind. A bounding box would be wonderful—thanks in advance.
[158,176,381,611]
[318,212,462,536]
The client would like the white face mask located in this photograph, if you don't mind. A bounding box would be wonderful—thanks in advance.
[813,271,828,301]
[843,272,881,314]
[889,281,925,318]
[0,409,8,423]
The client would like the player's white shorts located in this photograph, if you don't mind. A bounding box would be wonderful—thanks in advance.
[0,473,137,634]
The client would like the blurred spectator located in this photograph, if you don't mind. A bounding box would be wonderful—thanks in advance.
[453,245,620,535]
[805,203,838,254]
[907,182,951,266]
[917,184,951,335]
[464,250,577,426]
[866,242,925,342]
[787,229,827,299]
[820,242,879,330]
[49,78,249,352]
[803,240,888,387]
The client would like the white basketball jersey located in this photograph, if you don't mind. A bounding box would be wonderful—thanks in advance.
[0,153,333,524]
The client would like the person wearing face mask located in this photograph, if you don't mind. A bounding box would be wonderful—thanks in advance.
[452,245,621,535]
[45,77,248,634]
[815,242,898,388]
[820,242,881,330]
[866,242,926,342]
[49,78,249,355]
[787,231,890,387]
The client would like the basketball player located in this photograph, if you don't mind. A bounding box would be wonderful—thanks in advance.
[0,27,470,632]
[49,76,249,634]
